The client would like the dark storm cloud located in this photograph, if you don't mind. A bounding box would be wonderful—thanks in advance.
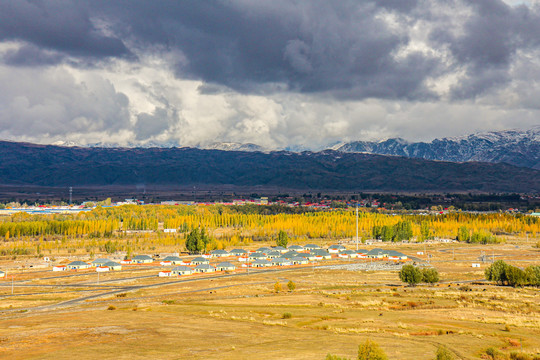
[2,0,540,100]
[0,0,131,64]
[429,0,540,98]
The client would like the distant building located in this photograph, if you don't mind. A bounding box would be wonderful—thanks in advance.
[52,265,67,272]
[67,261,91,270]
[328,245,346,253]
[132,255,153,264]
[172,266,194,276]
[0,270,5,278]
[194,264,216,273]
[216,262,236,271]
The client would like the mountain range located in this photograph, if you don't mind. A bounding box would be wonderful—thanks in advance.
[332,127,540,170]
[0,140,538,193]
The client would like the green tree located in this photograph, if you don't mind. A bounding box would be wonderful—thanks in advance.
[358,339,388,360]
[393,221,413,242]
[185,228,211,253]
[372,226,382,240]
[287,280,296,291]
[276,230,289,247]
[485,260,509,285]
[380,225,394,242]
[457,226,470,242]
[435,345,455,360]
[422,267,440,284]
[525,265,540,286]
[325,355,350,360]
[505,265,527,287]
[399,264,423,286]
[420,221,432,241]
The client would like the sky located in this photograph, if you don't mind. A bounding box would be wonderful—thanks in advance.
[0,0,539,150]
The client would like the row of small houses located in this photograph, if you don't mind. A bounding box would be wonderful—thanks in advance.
[48,246,408,273]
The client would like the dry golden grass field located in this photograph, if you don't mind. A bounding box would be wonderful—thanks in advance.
[0,241,539,360]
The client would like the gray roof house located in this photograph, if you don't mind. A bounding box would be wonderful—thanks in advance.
[230,249,248,256]
[132,255,153,263]
[272,257,291,266]
[251,259,271,267]
[191,257,210,265]
[172,266,194,276]
[304,244,320,250]
[291,257,309,265]
[67,261,91,270]
[91,258,112,266]
[162,256,183,264]
[103,261,122,270]
[210,249,230,258]
[216,262,236,271]
[328,245,346,253]
[288,245,304,251]
[194,264,216,273]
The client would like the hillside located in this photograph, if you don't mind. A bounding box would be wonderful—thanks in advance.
[0,141,538,192]
[333,127,540,169]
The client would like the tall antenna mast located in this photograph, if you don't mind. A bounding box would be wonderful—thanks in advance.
[356,203,359,250]
[69,187,73,205]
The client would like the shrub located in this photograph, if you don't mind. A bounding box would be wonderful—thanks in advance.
[506,266,528,287]
[422,267,440,284]
[358,339,388,360]
[107,305,116,310]
[325,354,350,360]
[276,230,289,247]
[485,260,509,285]
[274,281,282,293]
[399,265,423,286]
[436,345,455,360]
[525,265,540,286]
[510,352,532,360]
[282,312,292,319]
[287,280,296,291]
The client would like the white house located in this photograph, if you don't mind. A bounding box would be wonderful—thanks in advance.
[328,245,346,253]
[161,256,183,265]
[0,270,5,278]
[104,261,122,270]
[272,258,291,266]
[67,261,91,270]
[159,270,172,277]
[172,266,194,276]
[210,250,230,258]
[191,257,209,265]
[472,263,481,268]
[194,264,216,273]
[91,258,112,267]
[52,265,67,272]
[132,255,153,264]
[252,259,271,267]
[288,245,304,251]
[121,259,132,265]
[216,262,236,271]
[291,257,309,265]
[96,266,110,272]
[338,250,358,259]
[230,249,248,256]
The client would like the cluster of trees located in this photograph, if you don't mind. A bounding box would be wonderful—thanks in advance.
[184,227,211,254]
[276,230,288,247]
[372,221,413,242]
[485,260,540,287]
[325,341,454,360]
[399,265,440,286]
[457,226,500,244]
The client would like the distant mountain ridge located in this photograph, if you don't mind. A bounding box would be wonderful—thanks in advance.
[0,140,538,193]
[332,127,540,169]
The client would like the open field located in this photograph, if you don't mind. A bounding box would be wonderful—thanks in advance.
[0,242,539,360]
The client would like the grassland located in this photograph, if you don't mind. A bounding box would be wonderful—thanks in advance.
[0,241,538,360]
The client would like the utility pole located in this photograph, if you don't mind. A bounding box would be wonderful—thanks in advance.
[69,186,72,205]
[11,275,14,295]
[356,203,359,251]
